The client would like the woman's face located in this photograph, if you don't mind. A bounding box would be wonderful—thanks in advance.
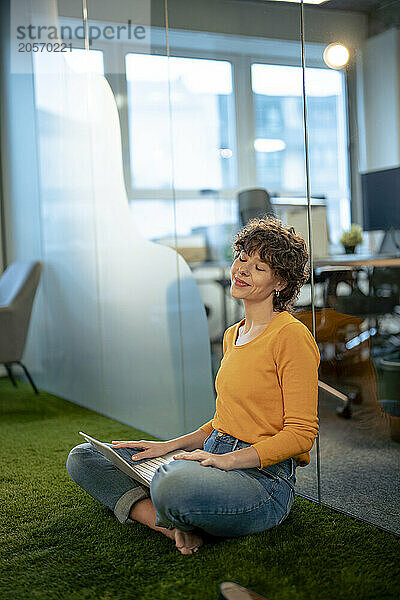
[230,249,283,303]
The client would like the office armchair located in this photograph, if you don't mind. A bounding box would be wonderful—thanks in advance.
[294,308,368,418]
[238,188,275,228]
[0,261,42,394]
[333,266,400,352]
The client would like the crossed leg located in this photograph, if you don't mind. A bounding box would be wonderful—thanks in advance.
[129,497,203,555]
[66,443,204,555]
[66,443,284,555]
[148,457,282,544]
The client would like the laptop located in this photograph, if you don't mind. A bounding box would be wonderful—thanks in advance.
[78,431,186,488]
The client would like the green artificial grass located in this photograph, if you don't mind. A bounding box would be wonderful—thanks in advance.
[0,378,399,600]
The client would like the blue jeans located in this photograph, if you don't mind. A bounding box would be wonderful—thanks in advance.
[66,429,296,538]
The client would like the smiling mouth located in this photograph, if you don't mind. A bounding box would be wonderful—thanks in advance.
[233,276,250,287]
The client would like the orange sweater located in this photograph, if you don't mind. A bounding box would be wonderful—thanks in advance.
[199,311,320,469]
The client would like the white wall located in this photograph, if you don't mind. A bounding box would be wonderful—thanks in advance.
[358,28,400,173]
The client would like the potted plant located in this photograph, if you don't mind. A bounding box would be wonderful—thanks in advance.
[340,224,363,254]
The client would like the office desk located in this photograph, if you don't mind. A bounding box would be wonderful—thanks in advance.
[314,254,400,306]
[190,256,400,333]
[190,257,399,417]
[189,261,238,333]
[314,254,400,268]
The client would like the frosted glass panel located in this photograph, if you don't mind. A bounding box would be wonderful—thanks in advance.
[32,51,103,404]
[23,42,215,437]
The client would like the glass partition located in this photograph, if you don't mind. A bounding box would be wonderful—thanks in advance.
[7,0,367,517]
[303,1,400,535]
[8,0,214,441]
[164,0,320,499]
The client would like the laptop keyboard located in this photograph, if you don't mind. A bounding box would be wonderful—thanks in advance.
[132,455,177,484]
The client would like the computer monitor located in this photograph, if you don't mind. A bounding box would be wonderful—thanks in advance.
[361,166,400,254]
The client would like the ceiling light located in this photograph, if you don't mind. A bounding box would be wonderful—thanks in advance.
[254,138,286,153]
[323,43,350,69]
[265,1,330,4]
[219,148,233,158]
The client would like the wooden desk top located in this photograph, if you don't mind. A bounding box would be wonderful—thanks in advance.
[314,254,400,268]
[191,255,400,271]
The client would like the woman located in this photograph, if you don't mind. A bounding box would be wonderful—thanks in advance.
[66,216,320,555]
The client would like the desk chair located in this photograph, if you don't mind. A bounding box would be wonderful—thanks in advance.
[369,265,400,322]
[376,350,400,443]
[0,261,42,394]
[294,308,367,418]
[314,266,355,308]
[334,266,400,351]
[238,188,275,228]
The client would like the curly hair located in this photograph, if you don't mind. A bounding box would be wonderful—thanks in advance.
[232,215,310,312]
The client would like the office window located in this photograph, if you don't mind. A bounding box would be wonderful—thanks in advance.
[130,197,237,240]
[252,64,304,193]
[125,53,237,190]
[252,63,350,241]
[65,48,105,74]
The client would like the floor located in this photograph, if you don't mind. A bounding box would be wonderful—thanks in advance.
[295,388,400,536]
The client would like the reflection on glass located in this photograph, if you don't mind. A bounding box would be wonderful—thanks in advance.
[132,197,236,250]
[125,54,236,190]
[163,0,319,504]
[252,63,350,246]
[27,4,215,440]
[65,48,104,74]
[303,2,400,535]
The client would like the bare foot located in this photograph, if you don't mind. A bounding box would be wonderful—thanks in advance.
[128,498,203,553]
[174,529,204,555]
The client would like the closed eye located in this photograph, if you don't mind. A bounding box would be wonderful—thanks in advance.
[239,256,264,271]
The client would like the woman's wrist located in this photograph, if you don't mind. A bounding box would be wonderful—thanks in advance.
[166,428,209,452]
[229,446,261,469]
[165,440,182,452]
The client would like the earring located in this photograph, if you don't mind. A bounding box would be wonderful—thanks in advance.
[275,290,280,297]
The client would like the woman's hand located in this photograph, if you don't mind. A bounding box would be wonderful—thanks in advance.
[111,439,174,461]
[172,450,235,471]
